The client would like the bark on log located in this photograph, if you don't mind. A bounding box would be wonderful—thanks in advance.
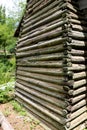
[16,79,66,99]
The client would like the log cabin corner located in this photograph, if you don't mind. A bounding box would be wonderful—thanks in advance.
[14,0,87,130]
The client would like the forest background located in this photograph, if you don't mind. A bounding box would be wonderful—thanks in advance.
[0,0,26,84]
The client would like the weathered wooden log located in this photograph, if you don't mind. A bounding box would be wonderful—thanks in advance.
[69,112,87,130]
[71,55,87,63]
[16,69,64,81]
[67,106,87,121]
[17,37,67,52]
[69,11,87,20]
[72,24,87,32]
[16,71,67,86]
[68,64,87,71]
[16,79,66,99]
[16,45,64,58]
[15,98,66,130]
[72,123,86,130]
[0,112,14,130]
[17,75,64,93]
[25,0,66,24]
[15,84,67,110]
[15,88,66,110]
[67,2,79,13]
[15,92,67,126]
[70,94,87,104]
[24,0,66,26]
[70,18,87,25]
[26,0,63,20]
[71,49,87,56]
[19,20,68,42]
[71,40,87,49]
[73,71,87,80]
[71,31,87,39]
[16,53,64,60]
[73,79,87,89]
[17,60,63,68]
[73,86,87,96]
[70,99,87,112]
[17,66,64,76]
[17,27,68,48]
[15,88,66,117]
[21,9,67,35]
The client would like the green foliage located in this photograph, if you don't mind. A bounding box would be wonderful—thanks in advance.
[11,100,27,116]
[0,57,15,84]
[0,0,26,55]
[0,86,14,103]
[0,6,6,24]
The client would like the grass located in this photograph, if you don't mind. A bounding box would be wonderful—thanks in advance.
[11,100,27,116]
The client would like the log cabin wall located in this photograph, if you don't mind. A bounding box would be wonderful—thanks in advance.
[15,0,87,130]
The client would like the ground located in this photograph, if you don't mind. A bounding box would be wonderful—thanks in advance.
[0,102,45,130]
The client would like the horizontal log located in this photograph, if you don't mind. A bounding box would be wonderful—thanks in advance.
[71,55,87,63]
[17,60,63,68]
[70,18,87,25]
[71,31,87,39]
[15,98,65,130]
[73,79,87,89]
[15,89,65,117]
[73,86,87,96]
[19,20,68,42]
[72,24,87,32]
[16,84,67,110]
[25,0,65,25]
[73,71,87,80]
[70,94,87,104]
[67,106,87,121]
[17,27,67,48]
[17,45,64,58]
[16,69,64,83]
[68,64,87,72]
[17,53,64,61]
[16,79,66,99]
[69,112,87,130]
[15,84,66,109]
[21,18,62,38]
[16,71,66,87]
[71,99,87,112]
[23,3,67,30]
[71,40,87,49]
[69,11,86,20]
[21,9,67,35]
[67,2,79,13]
[17,37,66,52]
[17,66,64,76]
[26,0,64,21]
[72,123,86,130]
[16,75,65,94]
[15,92,67,125]
[71,49,87,56]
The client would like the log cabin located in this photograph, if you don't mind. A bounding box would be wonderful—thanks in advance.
[14,0,87,129]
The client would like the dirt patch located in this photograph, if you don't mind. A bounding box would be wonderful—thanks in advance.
[0,102,45,130]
